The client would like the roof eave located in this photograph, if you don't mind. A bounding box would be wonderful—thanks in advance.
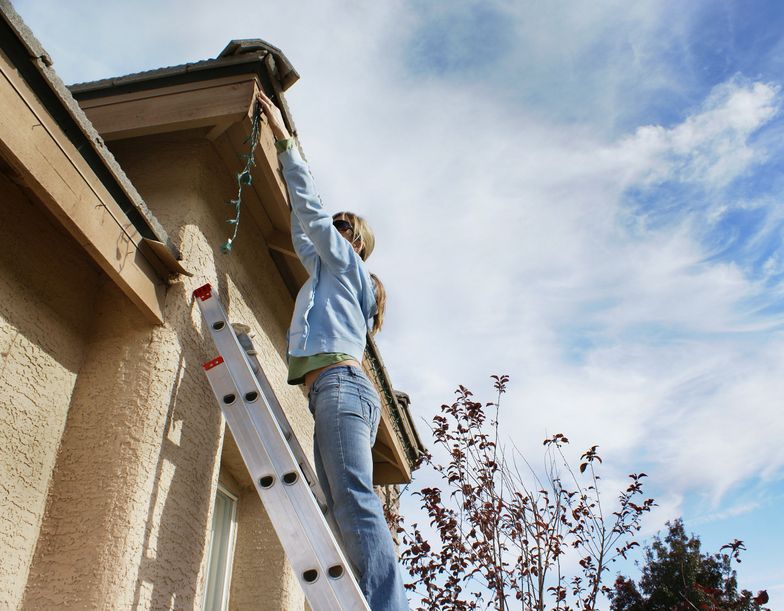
[69,39,299,99]
[0,0,179,261]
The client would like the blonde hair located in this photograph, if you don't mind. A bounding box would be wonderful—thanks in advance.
[333,211,375,261]
[369,273,386,335]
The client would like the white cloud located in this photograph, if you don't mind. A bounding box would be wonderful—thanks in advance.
[692,500,762,526]
[619,80,779,188]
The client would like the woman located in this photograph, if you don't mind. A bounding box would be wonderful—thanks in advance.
[256,90,409,611]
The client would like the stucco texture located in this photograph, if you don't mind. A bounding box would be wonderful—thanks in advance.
[0,171,101,610]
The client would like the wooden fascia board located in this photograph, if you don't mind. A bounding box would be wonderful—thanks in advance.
[241,106,291,226]
[365,356,413,485]
[373,464,407,487]
[0,48,165,323]
[374,408,412,484]
[372,439,398,466]
[263,54,299,148]
[266,229,296,258]
[77,75,257,142]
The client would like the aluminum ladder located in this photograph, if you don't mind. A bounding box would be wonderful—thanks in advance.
[193,283,370,611]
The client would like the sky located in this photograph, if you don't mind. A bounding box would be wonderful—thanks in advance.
[11,0,784,605]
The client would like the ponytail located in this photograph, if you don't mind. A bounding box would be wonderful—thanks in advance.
[369,273,386,335]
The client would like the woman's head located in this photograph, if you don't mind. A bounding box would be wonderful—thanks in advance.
[332,211,375,261]
[369,273,386,335]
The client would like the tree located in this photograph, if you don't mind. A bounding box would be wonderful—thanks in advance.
[608,519,770,611]
[391,376,655,610]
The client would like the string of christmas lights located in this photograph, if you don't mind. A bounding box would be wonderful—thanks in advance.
[221,103,262,254]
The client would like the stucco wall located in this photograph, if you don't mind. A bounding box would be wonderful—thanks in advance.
[0,171,101,610]
[18,133,311,609]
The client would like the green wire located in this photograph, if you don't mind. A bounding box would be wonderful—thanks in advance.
[221,103,262,254]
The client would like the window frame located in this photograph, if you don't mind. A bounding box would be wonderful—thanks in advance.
[202,482,239,611]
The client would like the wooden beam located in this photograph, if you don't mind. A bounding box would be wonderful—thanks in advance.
[264,54,299,143]
[374,406,412,484]
[212,120,276,242]
[362,353,413,485]
[0,49,165,323]
[266,229,296,258]
[77,73,252,108]
[372,439,398,465]
[373,464,406,486]
[77,76,256,141]
[255,116,291,222]
[206,117,233,141]
[222,114,290,229]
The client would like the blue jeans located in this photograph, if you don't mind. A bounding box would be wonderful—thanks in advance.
[308,365,409,611]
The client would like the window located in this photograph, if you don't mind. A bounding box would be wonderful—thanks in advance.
[202,484,238,611]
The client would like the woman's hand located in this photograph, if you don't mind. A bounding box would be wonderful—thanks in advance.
[256,89,291,141]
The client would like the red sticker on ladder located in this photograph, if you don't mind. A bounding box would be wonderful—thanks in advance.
[203,356,224,370]
[193,284,212,301]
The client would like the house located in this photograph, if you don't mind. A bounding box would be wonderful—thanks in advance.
[0,2,423,608]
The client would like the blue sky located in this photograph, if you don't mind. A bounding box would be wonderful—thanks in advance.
[12,0,784,604]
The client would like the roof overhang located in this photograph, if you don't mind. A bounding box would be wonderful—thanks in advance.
[69,40,304,289]
[0,0,185,324]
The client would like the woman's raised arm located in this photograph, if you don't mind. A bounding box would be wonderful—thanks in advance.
[257,90,355,272]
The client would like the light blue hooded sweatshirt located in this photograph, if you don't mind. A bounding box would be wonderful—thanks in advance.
[279,146,377,363]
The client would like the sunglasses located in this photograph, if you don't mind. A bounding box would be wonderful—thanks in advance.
[333,219,354,235]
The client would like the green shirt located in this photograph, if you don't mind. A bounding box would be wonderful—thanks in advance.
[287,353,355,385]
[275,138,296,153]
